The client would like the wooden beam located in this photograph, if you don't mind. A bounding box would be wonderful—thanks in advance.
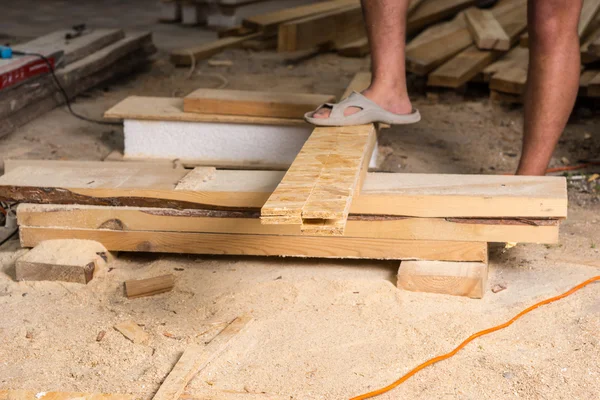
[20,227,490,262]
[182,89,335,119]
[16,204,561,244]
[170,33,262,66]
[152,316,252,400]
[243,0,357,34]
[0,163,568,218]
[104,96,306,127]
[397,259,489,298]
[464,8,510,50]
[277,5,365,52]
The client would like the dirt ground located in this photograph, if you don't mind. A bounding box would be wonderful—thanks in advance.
[1,2,600,399]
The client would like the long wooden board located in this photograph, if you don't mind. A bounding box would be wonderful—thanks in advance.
[16,204,560,244]
[104,96,306,126]
[277,4,365,52]
[407,0,476,34]
[183,88,335,119]
[152,316,253,400]
[0,163,568,218]
[170,33,262,66]
[20,227,489,261]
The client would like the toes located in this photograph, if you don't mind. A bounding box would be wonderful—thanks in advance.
[312,108,331,119]
[343,106,362,117]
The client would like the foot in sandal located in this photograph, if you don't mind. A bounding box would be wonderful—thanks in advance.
[305,86,420,127]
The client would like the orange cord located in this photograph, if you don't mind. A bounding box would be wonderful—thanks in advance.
[350,275,600,400]
[545,162,600,174]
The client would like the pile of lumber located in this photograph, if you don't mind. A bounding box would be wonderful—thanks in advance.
[0,28,155,139]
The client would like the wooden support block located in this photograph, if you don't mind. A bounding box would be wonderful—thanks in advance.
[277,4,365,52]
[20,227,490,262]
[15,239,111,284]
[125,274,175,298]
[0,391,133,400]
[114,321,149,344]
[397,258,489,299]
[464,8,510,50]
[152,315,253,400]
[183,89,335,119]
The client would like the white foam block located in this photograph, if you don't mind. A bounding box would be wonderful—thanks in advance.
[124,119,379,169]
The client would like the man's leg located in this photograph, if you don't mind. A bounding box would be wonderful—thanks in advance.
[313,0,413,119]
[517,0,583,175]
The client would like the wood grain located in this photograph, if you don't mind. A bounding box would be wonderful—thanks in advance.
[125,274,175,298]
[464,8,510,50]
[20,227,490,262]
[183,89,335,119]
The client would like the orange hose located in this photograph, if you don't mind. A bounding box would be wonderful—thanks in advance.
[545,163,600,174]
[350,275,600,400]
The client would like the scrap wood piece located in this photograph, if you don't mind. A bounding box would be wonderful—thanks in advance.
[242,0,357,34]
[407,0,476,34]
[337,37,369,57]
[464,8,510,50]
[170,33,262,66]
[489,47,529,94]
[175,167,217,191]
[0,391,133,400]
[261,124,377,235]
[429,3,526,88]
[152,315,253,400]
[481,45,528,82]
[15,239,112,284]
[183,88,335,119]
[104,96,306,126]
[1,163,569,218]
[277,4,365,52]
[20,227,490,262]
[17,204,561,244]
[397,259,489,299]
[114,320,150,344]
[125,274,175,298]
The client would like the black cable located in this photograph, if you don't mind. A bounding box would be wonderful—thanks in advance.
[0,228,18,248]
[12,50,121,126]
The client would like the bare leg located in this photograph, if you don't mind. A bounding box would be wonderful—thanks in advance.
[313,0,413,118]
[517,0,582,175]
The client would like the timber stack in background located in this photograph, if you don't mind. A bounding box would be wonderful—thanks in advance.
[0,28,156,139]
[168,0,600,103]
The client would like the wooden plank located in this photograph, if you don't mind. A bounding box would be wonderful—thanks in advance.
[4,159,183,173]
[0,391,133,400]
[397,260,489,299]
[277,4,365,52]
[170,33,262,66]
[114,321,150,344]
[429,4,526,87]
[17,204,561,244]
[152,316,252,400]
[407,0,476,34]
[481,45,528,82]
[579,0,600,38]
[489,47,529,94]
[20,227,490,262]
[464,8,510,50]
[242,0,357,34]
[15,239,110,284]
[337,37,369,57]
[103,96,306,126]
[12,29,125,66]
[126,274,175,298]
[261,124,377,235]
[183,89,335,119]
[0,164,569,218]
[0,45,154,139]
[580,69,600,97]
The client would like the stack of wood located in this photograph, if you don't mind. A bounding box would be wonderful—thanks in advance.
[0,29,155,139]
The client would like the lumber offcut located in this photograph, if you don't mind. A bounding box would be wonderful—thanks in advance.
[183,88,335,119]
[0,163,568,218]
[125,274,175,298]
[114,321,150,344]
[397,260,489,298]
[152,316,253,400]
[464,8,510,50]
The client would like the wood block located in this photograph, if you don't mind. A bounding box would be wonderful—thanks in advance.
[183,89,335,119]
[125,275,175,298]
[152,315,253,400]
[114,321,149,344]
[489,47,529,94]
[464,8,510,50]
[397,259,489,299]
[15,239,112,284]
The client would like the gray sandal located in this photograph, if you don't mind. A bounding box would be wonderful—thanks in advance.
[304,91,421,127]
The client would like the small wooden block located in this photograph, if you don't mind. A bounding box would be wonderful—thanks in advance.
[397,259,489,299]
[15,239,112,284]
[183,89,335,119]
[125,274,175,298]
[465,8,510,51]
[114,321,149,344]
